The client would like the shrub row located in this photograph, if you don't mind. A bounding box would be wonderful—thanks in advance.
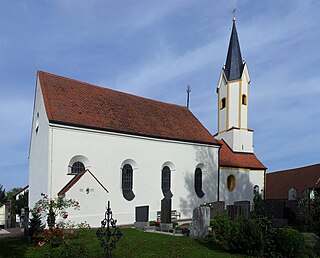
[210,213,320,258]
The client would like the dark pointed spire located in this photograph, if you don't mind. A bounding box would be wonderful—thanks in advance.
[224,18,244,81]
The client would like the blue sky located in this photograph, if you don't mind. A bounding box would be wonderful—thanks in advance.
[0,0,319,191]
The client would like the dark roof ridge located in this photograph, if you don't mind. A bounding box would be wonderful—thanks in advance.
[269,163,320,174]
[38,70,188,110]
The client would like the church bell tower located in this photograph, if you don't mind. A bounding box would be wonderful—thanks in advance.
[215,18,253,153]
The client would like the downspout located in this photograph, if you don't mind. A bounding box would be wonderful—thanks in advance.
[264,169,266,200]
[217,146,221,202]
[50,127,54,198]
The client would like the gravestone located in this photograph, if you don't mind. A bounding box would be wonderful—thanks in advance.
[227,205,235,219]
[207,201,225,218]
[189,206,210,239]
[265,200,285,219]
[227,201,250,220]
[234,201,250,219]
[23,207,30,243]
[134,206,149,228]
[160,198,171,223]
[160,198,172,231]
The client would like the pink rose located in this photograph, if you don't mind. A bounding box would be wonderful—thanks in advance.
[38,241,45,247]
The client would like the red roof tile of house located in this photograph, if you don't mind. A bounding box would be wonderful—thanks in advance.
[266,163,320,200]
[218,139,266,170]
[38,71,219,145]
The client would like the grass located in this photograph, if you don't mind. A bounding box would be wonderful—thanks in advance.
[0,237,28,257]
[0,228,245,258]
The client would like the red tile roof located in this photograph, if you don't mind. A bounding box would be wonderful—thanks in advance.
[58,170,108,196]
[266,164,320,200]
[38,71,219,145]
[218,139,266,170]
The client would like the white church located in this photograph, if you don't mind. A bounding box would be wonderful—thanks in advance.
[28,19,266,226]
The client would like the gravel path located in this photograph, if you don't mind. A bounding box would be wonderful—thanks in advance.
[0,228,23,238]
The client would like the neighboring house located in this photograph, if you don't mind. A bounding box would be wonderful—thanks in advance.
[28,19,265,226]
[0,201,10,228]
[266,163,320,200]
[12,185,29,200]
[12,185,29,224]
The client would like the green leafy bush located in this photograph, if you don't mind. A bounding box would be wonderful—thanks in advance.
[302,233,320,258]
[211,214,280,257]
[276,228,306,258]
[29,209,45,241]
[210,213,233,250]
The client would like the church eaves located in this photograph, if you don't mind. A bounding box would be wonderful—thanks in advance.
[38,71,219,145]
[218,139,266,170]
[224,19,244,81]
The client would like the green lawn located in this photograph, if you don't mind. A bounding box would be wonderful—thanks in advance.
[0,228,245,258]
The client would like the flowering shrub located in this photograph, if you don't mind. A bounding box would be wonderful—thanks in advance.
[34,196,80,229]
[34,196,80,219]
[37,220,91,248]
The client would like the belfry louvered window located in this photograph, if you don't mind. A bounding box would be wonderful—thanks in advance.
[195,168,205,198]
[122,164,135,201]
[242,94,247,105]
[162,166,173,199]
[71,162,85,174]
[220,98,226,109]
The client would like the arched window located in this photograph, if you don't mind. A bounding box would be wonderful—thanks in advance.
[194,168,204,198]
[227,174,236,192]
[162,166,173,199]
[122,164,135,201]
[242,94,247,105]
[220,98,226,109]
[288,187,297,200]
[253,185,260,195]
[71,161,85,174]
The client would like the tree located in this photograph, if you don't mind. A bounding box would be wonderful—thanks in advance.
[298,189,320,234]
[5,187,22,201]
[29,209,45,240]
[11,191,28,217]
[252,193,265,217]
[0,185,5,206]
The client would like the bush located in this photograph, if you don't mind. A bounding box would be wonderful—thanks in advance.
[29,210,45,241]
[302,233,320,258]
[211,214,279,257]
[210,213,233,250]
[276,228,306,258]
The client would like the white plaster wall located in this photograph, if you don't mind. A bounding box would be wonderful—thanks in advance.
[240,74,249,129]
[28,79,50,209]
[0,205,7,226]
[228,81,240,128]
[216,128,253,153]
[61,172,109,227]
[218,76,227,132]
[250,170,265,198]
[49,125,219,226]
[219,168,264,206]
[233,129,253,153]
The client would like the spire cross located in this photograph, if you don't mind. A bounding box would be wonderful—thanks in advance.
[232,8,237,21]
[186,85,191,109]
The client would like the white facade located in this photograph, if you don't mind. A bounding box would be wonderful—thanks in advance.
[216,65,253,153]
[29,78,50,208]
[219,168,265,206]
[0,204,8,227]
[29,84,220,226]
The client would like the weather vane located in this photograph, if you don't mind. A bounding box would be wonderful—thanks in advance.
[232,8,237,21]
